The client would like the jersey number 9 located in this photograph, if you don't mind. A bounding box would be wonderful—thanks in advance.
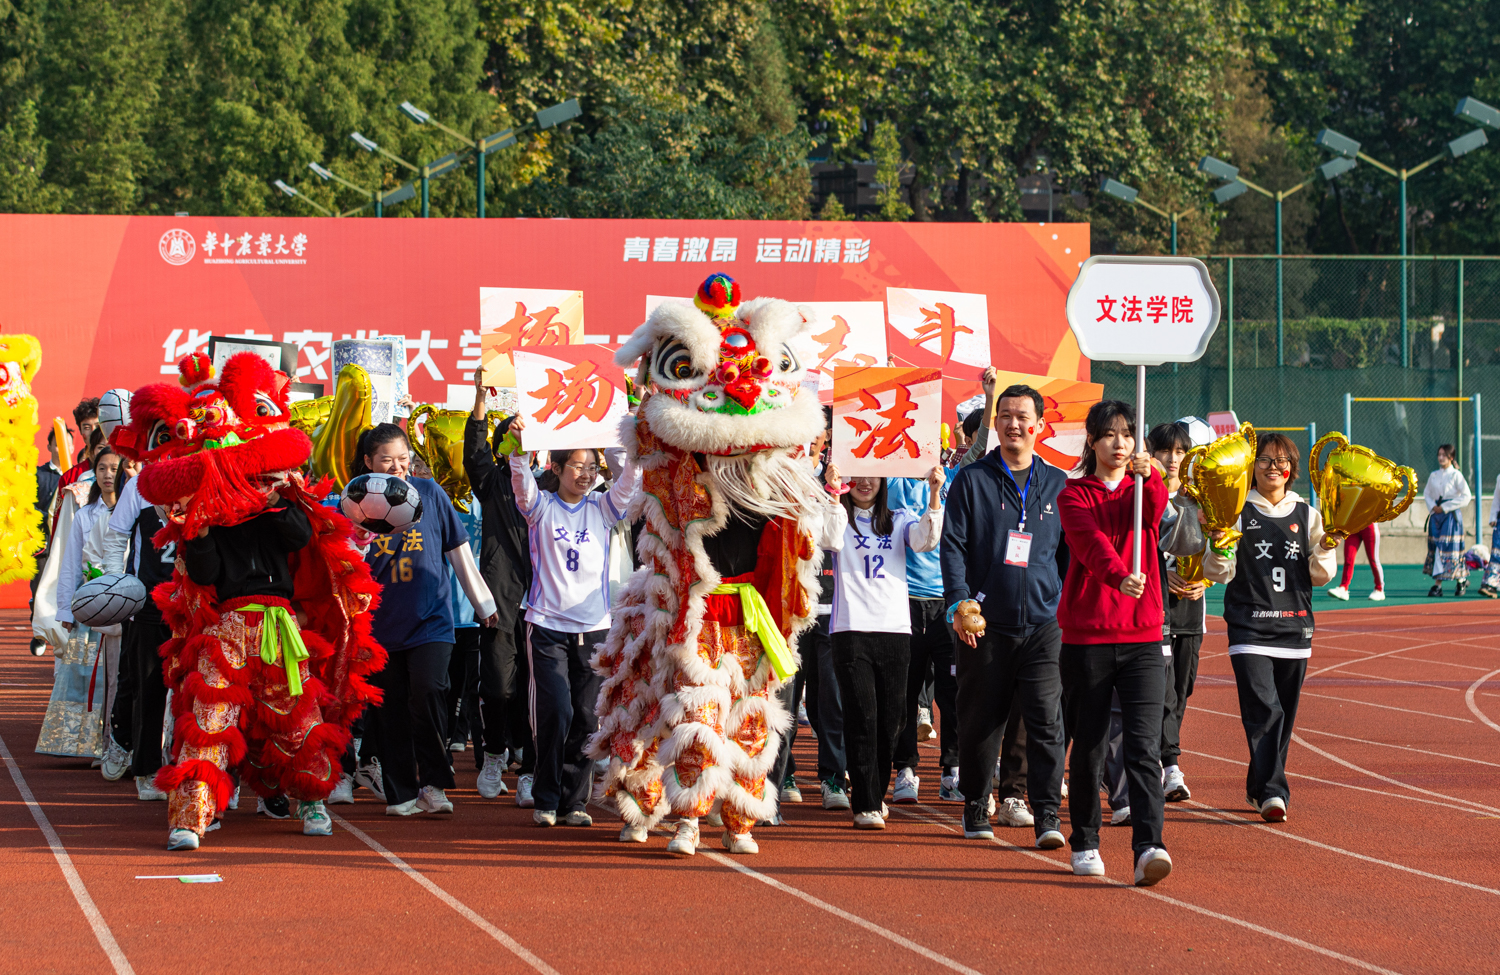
[1271,566,1286,592]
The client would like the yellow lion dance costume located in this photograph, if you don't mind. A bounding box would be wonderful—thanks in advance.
[0,334,44,585]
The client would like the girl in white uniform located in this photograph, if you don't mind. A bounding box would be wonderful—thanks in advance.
[508,417,641,827]
[829,468,945,829]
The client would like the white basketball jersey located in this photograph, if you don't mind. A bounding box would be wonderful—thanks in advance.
[831,509,921,634]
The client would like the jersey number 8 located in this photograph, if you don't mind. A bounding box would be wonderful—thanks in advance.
[566,548,580,571]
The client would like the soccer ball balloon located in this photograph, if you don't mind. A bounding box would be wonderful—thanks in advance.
[98,388,132,437]
[71,572,148,628]
[341,473,423,535]
[1177,415,1216,448]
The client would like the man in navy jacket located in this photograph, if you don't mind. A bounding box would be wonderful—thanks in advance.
[941,384,1070,848]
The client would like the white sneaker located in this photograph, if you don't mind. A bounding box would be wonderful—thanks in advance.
[1061,777,1069,800]
[1135,846,1173,886]
[1163,767,1190,802]
[666,820,700,857]
[779,776,803,803]
[167,828,199,851]
[354,760,386,802]
[1071,849,1105,876]
[1368,589,1386,601]
[917,707,935,741]
[135,776,167,801]
[416,786,453,814]
[852,810,886,830]
[1260,796,1288,823]
[385,798,423,816]
[1111,805,1132,826]
[721,830,759,853]
[327,775,355,805]
[939,768,963,801]
[1327,585,1350,601]
[880,801,889,820]
[797,701,810,725]
[821,778,851,810]
[563,809,593,827]
[986,793,996,818]
[516,773,535,808]
[449,740,466,753]
[706,797,724,828]
[619,821,648,843]
[995,796,1035,827]
[533,809,557,827]
[892,767,919,803]
[477,752,509,799]
[227,785,240,810]
[300,801,333,836]
[101,740,131,781]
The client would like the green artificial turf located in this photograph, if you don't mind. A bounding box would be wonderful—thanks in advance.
[1200,563,1484,616]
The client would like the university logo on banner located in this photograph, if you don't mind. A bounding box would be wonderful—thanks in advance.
[831,365,942,478]
[885,287,990,372]
[514,344,627,452]
[480,288,585,387]
[802,301,887,403]
[159,229,196,266]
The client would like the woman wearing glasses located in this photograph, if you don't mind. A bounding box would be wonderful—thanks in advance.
[506,418,641,829]
[1203,434,1335,824]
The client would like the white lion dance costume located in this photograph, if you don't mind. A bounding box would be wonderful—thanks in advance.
[589,273,842,856]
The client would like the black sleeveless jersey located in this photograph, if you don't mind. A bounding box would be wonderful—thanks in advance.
[1222,501,1314,650]
[127,503,175,623]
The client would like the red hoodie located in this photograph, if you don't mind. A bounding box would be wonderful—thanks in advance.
[1056,470,1168,644]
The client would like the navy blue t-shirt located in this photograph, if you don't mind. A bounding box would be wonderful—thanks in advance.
[366,476,467,652]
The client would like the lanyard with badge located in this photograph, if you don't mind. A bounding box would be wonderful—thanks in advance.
[1003,459,1036,567]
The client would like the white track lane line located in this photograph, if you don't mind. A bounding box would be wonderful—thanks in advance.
[329,812,560,975]
[1289,735,1500,815]
[1299,691,1473,722]
[0,732,134,975]
[1324,671,1460,692]
[1465,668,1500,734]
[1178,801,1500,897]
[895,806,1405,975]
[1307,640,1457,678]
[1180,748,1482,815]
[1188,705,1500,767]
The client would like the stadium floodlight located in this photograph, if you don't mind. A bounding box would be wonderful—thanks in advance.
[398,101,432,125]
[274,179,296,197]
[350,132,381,154]
[1315,128,1361,159]
[1211,181,1250,204]
[1448,128,1489,159]
[308,162,335,181]
[1099,177,1139,203]
[1198,155,1240,181]
[270,179,333,216]
[1319,156,1357,180]
[1456,96,1500,129]
[1095,176,1196,254]
[536,98,582,130]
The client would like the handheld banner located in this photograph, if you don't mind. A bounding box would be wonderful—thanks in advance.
[831,365,943,478]
[803,301,887,403]
[515,344,627,452]
[480,288,584,387]
[886,287,991,373]
[984,371,1105,471]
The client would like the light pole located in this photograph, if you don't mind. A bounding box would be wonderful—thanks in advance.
[273,180,334,216]
[1314,106,1490,366]
[307,162,414,217]
[396,98,581,218]
[351,132,438,217]
[1099,177,1196,255]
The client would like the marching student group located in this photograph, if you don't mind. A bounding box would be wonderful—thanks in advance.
[26,274,1486,889]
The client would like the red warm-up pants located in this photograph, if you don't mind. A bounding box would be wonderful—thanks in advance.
[1339,524,1384,590]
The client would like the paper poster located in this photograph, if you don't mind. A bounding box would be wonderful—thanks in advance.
[831,366,943,478]
[207,335,298,375]
[801,301,888,403]
[370,334,409,417]
[444,383,517,413]
[514,344,627,452]
[943,370,1103,470]
[333,338,397,424]
[885,287,991,371]
[480,288,584,387]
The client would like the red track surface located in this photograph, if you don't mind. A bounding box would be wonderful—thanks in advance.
[3,602,1499,975]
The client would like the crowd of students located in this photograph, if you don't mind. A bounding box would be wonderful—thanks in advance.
[30,371,1458,885]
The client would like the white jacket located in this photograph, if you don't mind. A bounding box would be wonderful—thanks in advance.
[1423,465,1472,516]
[1203,489,1337,588]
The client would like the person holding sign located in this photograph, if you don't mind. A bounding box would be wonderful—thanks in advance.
[1056,400,1172,886]
[506,416,640,830]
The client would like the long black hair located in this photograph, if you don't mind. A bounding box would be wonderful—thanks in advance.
[1075,399,1136,477]
[87,446,119,507]
[535,448,607,494]
[841,477,894,536]
[351,423,410,479]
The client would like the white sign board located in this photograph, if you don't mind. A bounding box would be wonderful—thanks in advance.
[1065,256,1221,366]
[1207,410,1241,439]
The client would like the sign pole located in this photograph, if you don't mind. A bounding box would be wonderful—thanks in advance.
[1134,363,1146,574]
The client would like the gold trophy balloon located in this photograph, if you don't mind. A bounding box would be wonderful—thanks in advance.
[1179,421,1257,549]
[1309,432,1416,550]
[409,405,509,513]
[289,364,375,490]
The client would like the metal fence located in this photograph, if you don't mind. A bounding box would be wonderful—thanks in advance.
[1093,255,1500,508]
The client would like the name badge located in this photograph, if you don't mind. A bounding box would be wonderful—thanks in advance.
[1004,530,1032,567]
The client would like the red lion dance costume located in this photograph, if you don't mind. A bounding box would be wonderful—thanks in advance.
[590,275,843,856]
[113,352,385,849]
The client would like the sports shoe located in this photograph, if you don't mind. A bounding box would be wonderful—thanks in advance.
[619,821,648,843]
[721,830,759,853]
[227,786,240,810]
[666,820,699,856]
[324,775,353,805]
[1326,585,1350,601]
[1071,849,1105,876]
[880,802,889,820]
[939,767,963,801]
[852,810,885,830]
[30,638,48,656]
[1260,796,1288,823]
[167,828,199,851]
[516,773,535,808]
[892,767,919,803]
[257,796,290,819]
[917,707,935,741]
[385,798,422,816]
[1061,776,1069,800]
[1134,846,1173,886]
[136,776,168,801]
[987,793,996,818]
[1429,583,1443,597]
[1111,805,1131,826]
[477,752,509,799]
[563,809,593,827]
[416,785,453,814]
[533,809,557,827]
[1478,584,1497,599]
[759,812,784,827]
[101,740,131,781]
[962,800,994,839]
[300,801,332,836]
[797,701,810,725]
[1369,589,1388,601]
[353,759,386,802]
[1163,767,1190,802]
[1035,813,1065,850]
[996,796,1035,828]
[821,777,851,810]
[449,739,466,753]
[706,797,724,827]
[1457,580,1470,597]
[780,776,803,803]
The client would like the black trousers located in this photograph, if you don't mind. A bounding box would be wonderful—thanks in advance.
[995,699,1028,800]
[768,667,805,795]
[831,630,910,814]
[372,640,454,805]
[800,616,846,780]
[126,618,171,778]
[479,616,534,772]
[112,621,136,750]
[1062,640,1166,855]
[894,599,959,772]
[1161,633,1203,766]
[1230,653,1306,805]
[446,626,482,747]
[525,623,605,814]
[955,621,1065,820]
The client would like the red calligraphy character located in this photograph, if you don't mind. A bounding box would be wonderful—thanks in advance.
[1096,295,1118,322]
[1171,295,1194,323]
[913,302,973,364]
[495,302,571,355]
[1145,295,1168,324]
[1119,295,1143,323]
[849,385,921,459]
[812,314,851,373]
[528,360,616,429]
